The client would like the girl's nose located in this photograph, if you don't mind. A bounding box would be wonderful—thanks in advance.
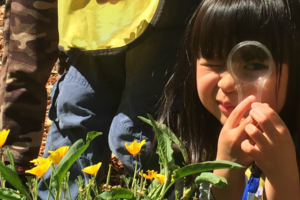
[217,71,237,93]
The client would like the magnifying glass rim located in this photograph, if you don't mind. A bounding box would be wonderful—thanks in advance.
[227,40,274,83]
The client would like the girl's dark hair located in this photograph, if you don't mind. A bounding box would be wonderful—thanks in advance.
[159,0,300,167]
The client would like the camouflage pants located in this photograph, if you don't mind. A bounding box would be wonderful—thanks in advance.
[0,0,59,167]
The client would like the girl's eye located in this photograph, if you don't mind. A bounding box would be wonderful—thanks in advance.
[239,62,269,82]
[244,63,268,70]
[209,65,223,68]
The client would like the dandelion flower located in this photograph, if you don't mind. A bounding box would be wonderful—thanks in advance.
[125,140,146,156]
[0,129,10,147]
[139,170,157,181]
[25,160,52,177]
[82,162,102,175]
[154,174,174,184]
[48,146,69,165]
[155,174,165,184]
[30,157,49,165]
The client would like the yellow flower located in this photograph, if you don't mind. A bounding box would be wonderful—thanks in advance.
[30,158,49,165]
[82,162,102,175]
[25,160,52,177]
[48,146,69,165]
[155,174,165,184]
[125,140,146,156]
[154,174,174,184]
[139,170,157,181]
[0,129,10,147]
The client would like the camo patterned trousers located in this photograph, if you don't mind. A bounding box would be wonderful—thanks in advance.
[0,0,59,167]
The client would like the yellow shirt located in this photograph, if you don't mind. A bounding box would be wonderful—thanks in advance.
[58,0,160,52]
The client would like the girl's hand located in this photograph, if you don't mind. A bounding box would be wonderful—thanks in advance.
[216,95,256,167]
[212,95,256,200]
[242,103,300,199]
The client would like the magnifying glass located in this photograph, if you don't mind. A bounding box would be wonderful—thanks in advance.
[227,41,273,104]
[227,41,273,197]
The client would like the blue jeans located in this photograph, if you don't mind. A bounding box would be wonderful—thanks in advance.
[38,23,187,200]
[38,53,126,199]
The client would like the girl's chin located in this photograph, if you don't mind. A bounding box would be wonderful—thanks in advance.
[218,115,229,125]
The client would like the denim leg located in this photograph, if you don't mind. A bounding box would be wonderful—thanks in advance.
[39,53,126,200]
[109,27,186,176]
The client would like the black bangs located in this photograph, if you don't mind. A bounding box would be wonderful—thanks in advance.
[190,0,292,63]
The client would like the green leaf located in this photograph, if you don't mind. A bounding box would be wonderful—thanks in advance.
[138,116,187,164]
[120,175,132,189]
[0,188,24,200]
[86,131,102,142]
[51,131,100,190]
[0,162,32,200]
[95,188,134,200]
[172,160,243,181]
[146,114,174,170]
[194,172,227,188]
[6,148,16,173]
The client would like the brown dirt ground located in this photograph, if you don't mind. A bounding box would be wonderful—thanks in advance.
[0,5,127,188]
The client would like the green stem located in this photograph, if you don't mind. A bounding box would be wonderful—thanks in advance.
[78,185,83,200]
[34,177,39,200]
[62,176,67,200]
[55,186,61,200]
[66,172,72,200]
[0,147,4,188]
[62,186,66,200]
[1,147,3,163]
[93,173,99,196]
[150,180,153,192]
[159,177,177,199]
[105,164,111,191]
[42,177,55,200]
[131,156,138,190]
[138,170,144,200]
[159,171,170,198]
[85,183,91,200]
[134,178,137,197]
[46,164,55,200]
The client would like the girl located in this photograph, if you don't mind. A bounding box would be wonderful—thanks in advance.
[159,0,300,199]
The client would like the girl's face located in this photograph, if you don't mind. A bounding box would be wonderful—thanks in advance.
[196,57,289,125]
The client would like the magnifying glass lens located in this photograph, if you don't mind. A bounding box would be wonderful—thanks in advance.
[227,41,273,103]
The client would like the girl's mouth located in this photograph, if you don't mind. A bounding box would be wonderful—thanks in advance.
[218,103,236,115]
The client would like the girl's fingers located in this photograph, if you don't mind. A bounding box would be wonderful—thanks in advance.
[249,104,286,141]
[241,139,262,162]
[226,95,256,129]
[245,123,269,152]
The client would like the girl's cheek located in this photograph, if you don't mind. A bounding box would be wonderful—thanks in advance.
[196,73,220,119]
[261,64,288,113]
[197,73,219,99]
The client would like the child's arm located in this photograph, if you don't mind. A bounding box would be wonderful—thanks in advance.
[211,96,257,200]
[242,103,300,200]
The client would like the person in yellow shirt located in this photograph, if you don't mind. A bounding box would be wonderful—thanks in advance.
[0,0,202,199]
